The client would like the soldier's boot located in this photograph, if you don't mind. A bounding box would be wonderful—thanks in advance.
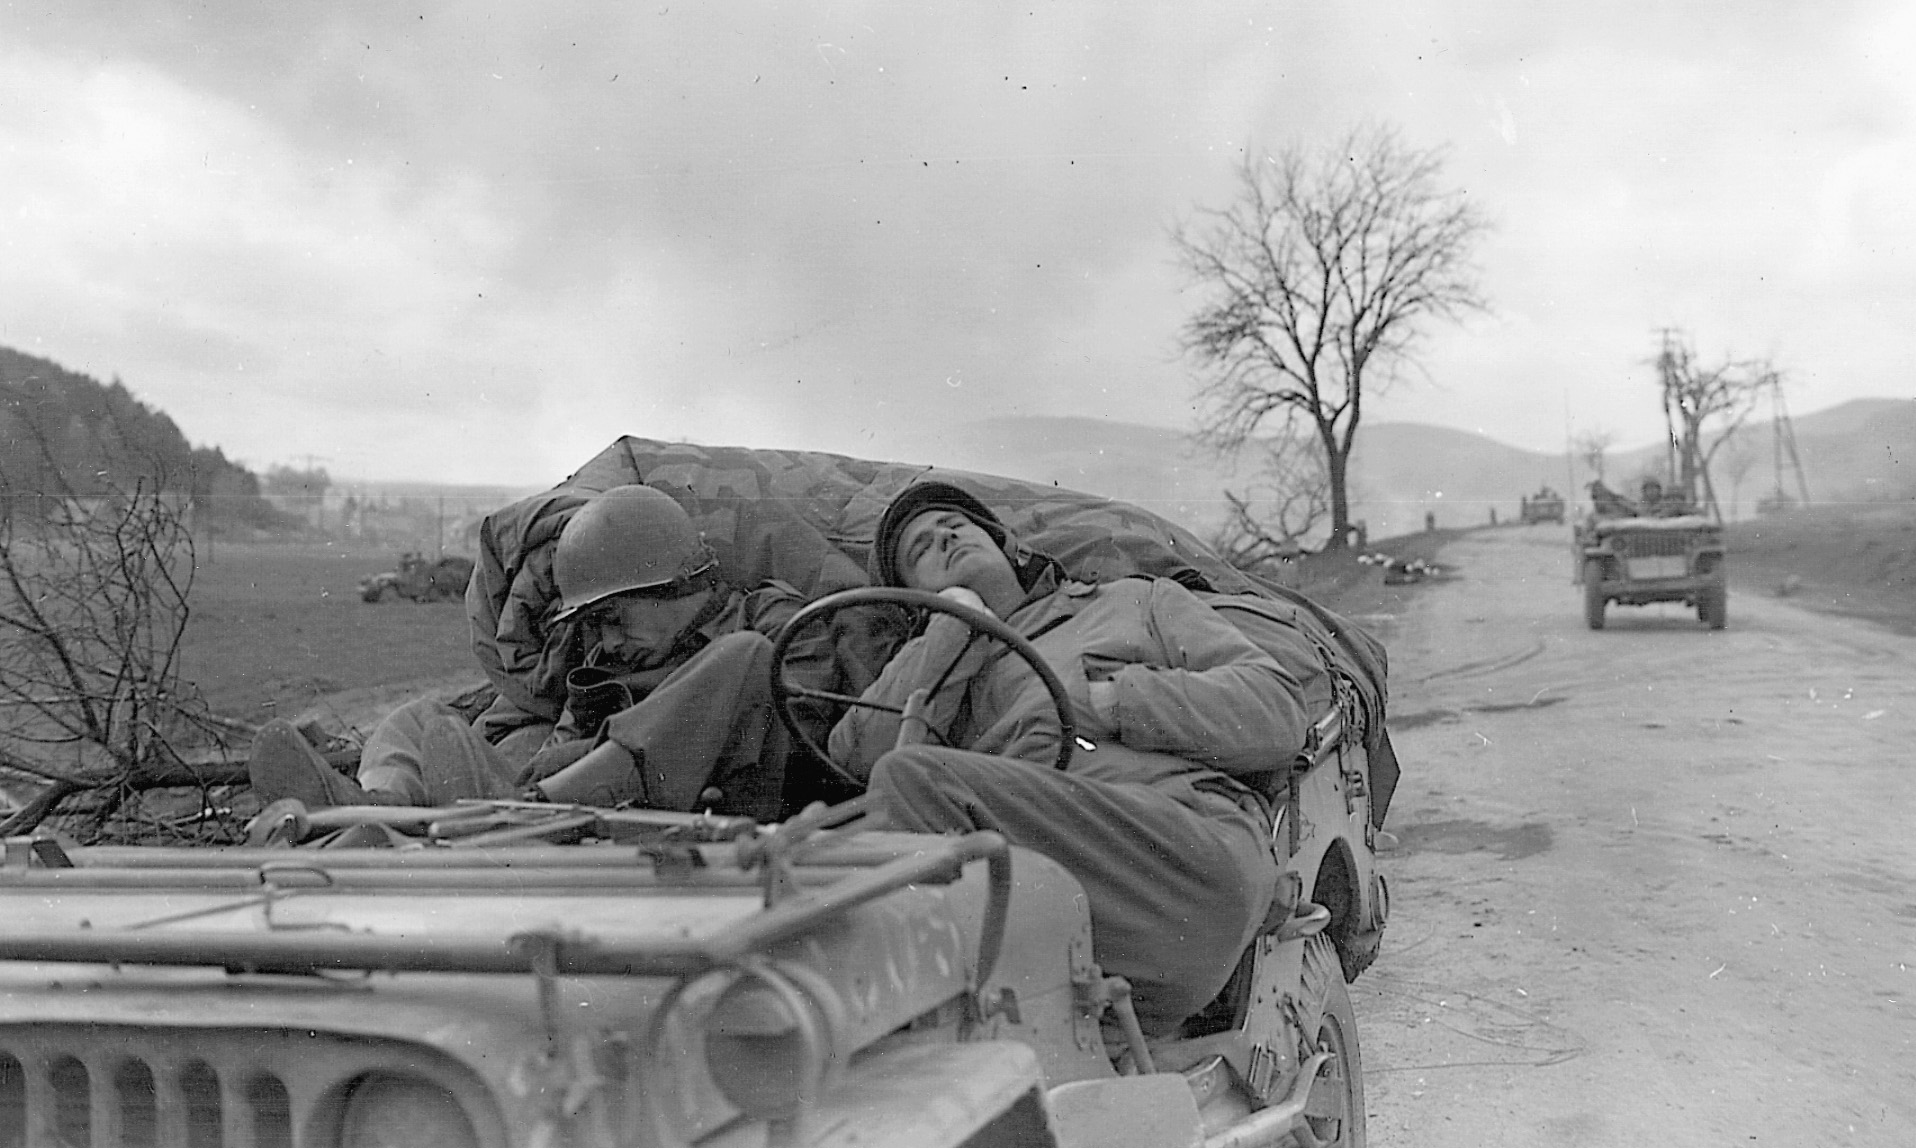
[247,719,407,808]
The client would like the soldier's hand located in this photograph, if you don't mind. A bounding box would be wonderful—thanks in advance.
[522,738,597,784]
[936,585,991,616]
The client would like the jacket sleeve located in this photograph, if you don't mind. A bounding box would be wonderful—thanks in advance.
[466,491,591,723]
[740,581,824,747]
[746,582,910,755]
[826,614,994,780]
[1103,579,1311,777]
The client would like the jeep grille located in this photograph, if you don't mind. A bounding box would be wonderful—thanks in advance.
[0,1025,497,1148]
[1611,532,1689,558]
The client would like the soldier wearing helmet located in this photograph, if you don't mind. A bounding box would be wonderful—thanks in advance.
[250,484,854,819]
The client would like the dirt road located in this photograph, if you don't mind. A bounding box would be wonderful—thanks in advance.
[1356,525,1916,1146]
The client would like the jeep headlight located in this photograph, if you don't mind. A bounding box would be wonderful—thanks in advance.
[337,1073,479,1148]
[702,962,844,1122]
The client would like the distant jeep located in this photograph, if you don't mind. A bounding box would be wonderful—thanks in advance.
[1519,487,1565,525]
[1576,515,1727,630]
[358,552,475,603]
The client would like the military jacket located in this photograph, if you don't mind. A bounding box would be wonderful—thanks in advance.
[829,574,1310,792]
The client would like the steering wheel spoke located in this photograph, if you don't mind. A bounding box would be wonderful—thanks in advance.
[781,683,901,714]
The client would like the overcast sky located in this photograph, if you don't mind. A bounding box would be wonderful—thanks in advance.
[1,2,1909,485]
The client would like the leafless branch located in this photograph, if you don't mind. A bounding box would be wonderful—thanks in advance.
[1652,330,1775,520]
[1207,432,1332,574]
[0,427,242,838]
[1573,428,1619,483]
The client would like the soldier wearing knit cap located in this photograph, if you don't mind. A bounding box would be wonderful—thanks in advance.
[836,480,1306,1035]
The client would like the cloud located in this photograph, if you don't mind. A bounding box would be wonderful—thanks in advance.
[1,1,1912,480]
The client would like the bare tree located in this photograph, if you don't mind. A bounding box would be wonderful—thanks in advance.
[1653,330,1772,518]
[0,444,243,841]
[1573,428,1619,485]
[1174,123,1491,550]
[1717,436,1760,522]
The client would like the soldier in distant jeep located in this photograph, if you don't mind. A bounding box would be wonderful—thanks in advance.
[249,484,859,819]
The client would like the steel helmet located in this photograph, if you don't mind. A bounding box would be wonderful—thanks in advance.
[552,485,717,620]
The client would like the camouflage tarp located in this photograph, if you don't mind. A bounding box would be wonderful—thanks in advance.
[559,437,1258,595]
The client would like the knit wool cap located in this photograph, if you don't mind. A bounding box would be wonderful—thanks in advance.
[869,481,1009,587]
[870,480,1068,596]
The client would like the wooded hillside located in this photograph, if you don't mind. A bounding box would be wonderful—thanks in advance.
[0,346,288,530]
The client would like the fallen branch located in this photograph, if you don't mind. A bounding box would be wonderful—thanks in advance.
[0,778,84,837]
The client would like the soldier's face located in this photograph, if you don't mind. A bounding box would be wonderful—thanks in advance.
[585,589,711,667]
[895,510,1011,594]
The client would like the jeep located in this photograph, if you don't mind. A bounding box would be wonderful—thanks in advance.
[358,552,475,604]
[1519,487,1565,525]
[1576,514,1728,630]
[1,440,1392,1148]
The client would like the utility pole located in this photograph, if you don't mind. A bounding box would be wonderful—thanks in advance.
[1655,328,1682,490]
[1770,377,1811,508]
[1561,394,1578,514]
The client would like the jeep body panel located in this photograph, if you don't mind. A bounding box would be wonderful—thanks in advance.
[2,750,1373,1148]
[0,832,1121,1147]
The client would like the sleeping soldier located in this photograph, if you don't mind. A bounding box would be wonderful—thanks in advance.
[249,484,851,820]
[830,482,1312,1035]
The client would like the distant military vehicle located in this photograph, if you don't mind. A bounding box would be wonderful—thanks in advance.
[1576,512,1727,630]
[358,552,475,602]
[1519,486,1566,525]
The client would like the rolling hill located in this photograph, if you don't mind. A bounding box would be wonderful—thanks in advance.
[886,416,1255,528]
[315,397,1908,547]
[883,397,1915,541]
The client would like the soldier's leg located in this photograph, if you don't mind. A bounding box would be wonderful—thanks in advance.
[539,632,786,818]
[870,746,1277,1035]
[359,699,522,805]
[416,713,524,803]
[492,722,557,776]
[472,694,561,776]
[248,720,394,808]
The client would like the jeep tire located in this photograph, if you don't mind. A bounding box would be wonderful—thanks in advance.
[1297,934,1367,1148]
[1582,561,1607,630]
[1699,586,1728,630]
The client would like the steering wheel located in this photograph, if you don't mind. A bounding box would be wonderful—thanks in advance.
[769,587,1077,785]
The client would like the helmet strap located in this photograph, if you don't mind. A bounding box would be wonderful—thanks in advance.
[648,563,719,600]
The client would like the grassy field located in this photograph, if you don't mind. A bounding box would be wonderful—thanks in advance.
[1294,527,1474,614]
[177,542,479,732]
[1725,502,1916,638]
